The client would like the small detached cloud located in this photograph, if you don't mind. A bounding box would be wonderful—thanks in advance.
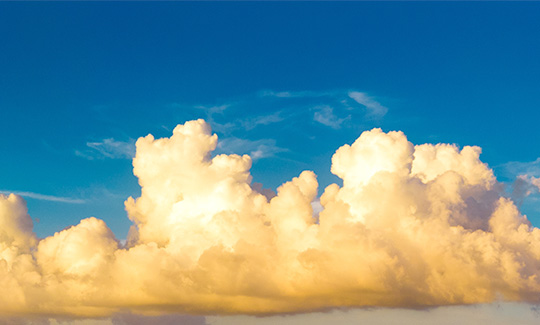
[495,158,540,203]
[259,90,331,98]
[514,174,540,199]
[76,138,135,160]
[528,176,540,191]
[313,106,350,129]
[239,112,284,131]
[348,91,388,118]
[500,158,540,179]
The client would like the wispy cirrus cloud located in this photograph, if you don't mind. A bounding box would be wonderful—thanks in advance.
[239,111,284,131]
[313,105,350,129]
[217,137,286,160]
[348,91,388,118]
[190,89,389,133]
[262,88,389,126]
[76,138,135,160]
[259,89,332,98]
[499,158,540,178]
[194,103,285,134]
[0,190,85,204]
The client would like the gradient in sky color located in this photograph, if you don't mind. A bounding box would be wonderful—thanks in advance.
[2,1,539,238]
[1,2,540,324]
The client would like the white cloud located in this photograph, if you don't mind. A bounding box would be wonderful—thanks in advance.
[2,119,540,318]
[239,112,284,130]
[259,90,329,98]
[262,89,389,124]
[76,138,135,160]
[217,136,286,160]
[0,190,85,204]
[196,104,229,115]
[189,89,388,137]
[313,106,350,129]
[500,157,540,178]
[348,91,388,117]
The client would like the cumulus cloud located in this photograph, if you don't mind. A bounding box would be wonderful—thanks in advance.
[1,119,540,319]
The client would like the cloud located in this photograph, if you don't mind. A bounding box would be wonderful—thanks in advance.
[528,176,540,191]
[239,112,284,131]
[499,158,540,179]
[514,174,540,199]
[194,103,283,134]
[1,119,540,319]
[259,90,330,98]
[193,89,387,136]
[0,190,85,204]
[348,91,388,117]
[76,138,135,160]
[196,104,229,115]
[217,136,286,160]
[494,158,540,203]
[313,106,350,129]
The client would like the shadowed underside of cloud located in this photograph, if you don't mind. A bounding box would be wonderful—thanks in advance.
[1,119,540,319]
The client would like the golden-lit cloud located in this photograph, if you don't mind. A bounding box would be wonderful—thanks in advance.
[1,119,540,318]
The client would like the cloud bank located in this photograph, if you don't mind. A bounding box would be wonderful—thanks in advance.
[1,119,540,318]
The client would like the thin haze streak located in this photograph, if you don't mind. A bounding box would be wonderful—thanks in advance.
[0,190,86,204]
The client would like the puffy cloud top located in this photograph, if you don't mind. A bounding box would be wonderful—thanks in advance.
[1,119,540,318]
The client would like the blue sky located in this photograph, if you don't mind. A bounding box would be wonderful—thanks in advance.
[2,1,540,238]
[2,2,540,324]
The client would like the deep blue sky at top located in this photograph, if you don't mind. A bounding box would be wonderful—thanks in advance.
[1,2,539,239]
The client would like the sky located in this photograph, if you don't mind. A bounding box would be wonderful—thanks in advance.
[1,1,540,324]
